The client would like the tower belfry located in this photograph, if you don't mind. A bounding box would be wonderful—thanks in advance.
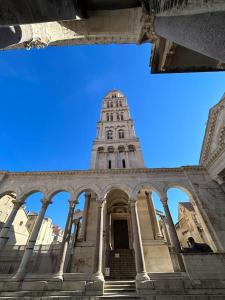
[91,90,144,169]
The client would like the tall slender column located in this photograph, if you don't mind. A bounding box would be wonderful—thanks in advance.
[0,199,24,248]
[130,200,150,281]
[92,199,105,282]
[146,192,161,239]
[160,197,181,253]
[13,198,52,281]
[160,196,185,272]
[56,199,77,278]
[79,193,90,241]
[67,218,80,272]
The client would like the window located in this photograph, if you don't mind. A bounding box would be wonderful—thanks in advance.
[116,102,118,107]
[110,102,113,108]
[19,221,23,226]
[118,129,124,139]
[108,146,114,153]
[106,113,109,121]
[117,113,120,121]
[119,101,122,107]
[128,145,135,152]
[121,113,124,121]
[110,113,113,121]
[108,160,112,169]
[118,145,125,152]
[107,102,110,108]
[107,130,113,140]
[98,147,104,153]
[122,159,126,168]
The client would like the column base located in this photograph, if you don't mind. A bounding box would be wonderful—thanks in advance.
[91,272,104,282]
[11,272,25,282]
[52,272,64,281]
[136,272,150,282]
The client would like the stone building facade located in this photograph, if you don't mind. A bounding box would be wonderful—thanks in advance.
[0,194,29,245]
[0,91,224,299]
[175,202,207,248]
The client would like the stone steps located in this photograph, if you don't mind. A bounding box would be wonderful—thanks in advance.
[108,250,136,279]
[104,280,137,298]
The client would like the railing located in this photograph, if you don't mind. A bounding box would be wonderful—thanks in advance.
[146,0,225,16]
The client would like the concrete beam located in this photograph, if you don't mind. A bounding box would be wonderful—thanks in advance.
[154,11,225,63]
[0,0,141,26]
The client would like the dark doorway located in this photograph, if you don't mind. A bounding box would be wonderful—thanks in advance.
[113,220,129,249]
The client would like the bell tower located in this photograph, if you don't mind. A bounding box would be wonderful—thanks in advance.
[91,90,144,169]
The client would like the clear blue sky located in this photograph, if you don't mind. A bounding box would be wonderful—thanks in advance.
[0,43,225,227]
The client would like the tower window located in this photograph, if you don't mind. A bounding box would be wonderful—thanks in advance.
[106,113,109,121]
[122,159,126,168]
[110,113,113,121]
[116,101,118,107]
[108,146,114,153]
[110,102,113,108]
[117,113,120,121]
[108,160,112,169]
[121,113,124,120]
[119,101,122,107]
[98,147,104,153]
[107,102,110,108]
[118,145,125,152]
[118,129,124,139]
[128,145,135,152]
[107,130,113,140]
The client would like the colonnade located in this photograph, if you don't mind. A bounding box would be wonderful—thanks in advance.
[0,189,187,282]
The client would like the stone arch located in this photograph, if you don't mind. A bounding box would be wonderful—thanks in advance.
[22,188,48,201]
[0,190,17,199]
[100,183,132,200]
[131,182,164,200]
[46,186,76,201]
[164,182,195,200]
[73,184,101,200]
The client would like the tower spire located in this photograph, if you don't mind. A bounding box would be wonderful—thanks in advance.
[90,90,144,169]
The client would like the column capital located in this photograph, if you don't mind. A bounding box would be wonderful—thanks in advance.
[160,196,168,205]
[41,198,52,207]
[68,199,78,208]
[12,199,24,208]
[96,198,106,207]
[129,198,137,207]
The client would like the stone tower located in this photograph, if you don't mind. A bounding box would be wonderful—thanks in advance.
[91,90,144,169]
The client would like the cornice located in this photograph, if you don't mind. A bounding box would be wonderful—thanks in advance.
[0,166,205,177]
[200,97,225,165]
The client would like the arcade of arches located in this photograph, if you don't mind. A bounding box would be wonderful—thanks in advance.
[0,91,225,298]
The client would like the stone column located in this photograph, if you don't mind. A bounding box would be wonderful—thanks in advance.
[130,200,150,281]
[56,199,77,278]
[92,199,105,282]
[160,196,185,272]
[13,198,52,281]
[146,192,161,239]
[0,199,24,248]
[160,197,181,253]
[79,193,90,241]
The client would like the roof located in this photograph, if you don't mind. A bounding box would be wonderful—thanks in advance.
[104,89,125,98]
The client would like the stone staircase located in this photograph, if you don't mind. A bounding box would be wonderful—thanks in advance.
[108,249,136,279]
[103,280,138,298]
